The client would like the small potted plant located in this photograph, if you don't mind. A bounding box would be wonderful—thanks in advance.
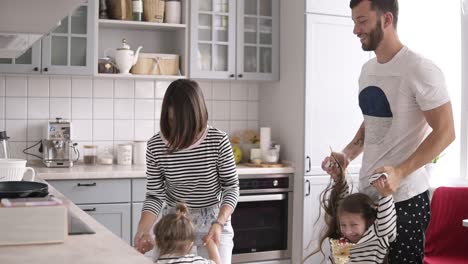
[426,153,445,181]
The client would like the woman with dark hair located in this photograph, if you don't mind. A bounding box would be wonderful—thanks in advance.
[134,79,239,264]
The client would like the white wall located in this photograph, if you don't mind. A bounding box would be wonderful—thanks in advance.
[0,75,259,161]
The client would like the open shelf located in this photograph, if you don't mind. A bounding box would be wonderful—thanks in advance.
[99,19,186,31]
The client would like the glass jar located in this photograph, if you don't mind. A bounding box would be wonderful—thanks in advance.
[83,145,98,165]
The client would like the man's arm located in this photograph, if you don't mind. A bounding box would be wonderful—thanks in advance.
[342,122,365,162]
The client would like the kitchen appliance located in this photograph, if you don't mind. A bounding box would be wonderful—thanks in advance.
[41,118,78,168]
[0,131,11,159]
[0,159,35,182]
[115,38,142,74]
[231,174,292,263]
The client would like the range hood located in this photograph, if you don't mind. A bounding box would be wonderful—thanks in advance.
[0,0,84,59]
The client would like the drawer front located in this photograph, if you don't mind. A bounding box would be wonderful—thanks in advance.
[49,179,131,204]
[132,178,147,202]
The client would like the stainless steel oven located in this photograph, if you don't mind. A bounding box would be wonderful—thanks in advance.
[232,174,293,263]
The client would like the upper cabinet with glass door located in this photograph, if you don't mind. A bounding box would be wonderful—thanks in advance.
[0,0,95,75]
[190,0,279,81]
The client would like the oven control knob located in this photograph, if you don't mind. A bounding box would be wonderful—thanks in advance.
[273,180,278,187]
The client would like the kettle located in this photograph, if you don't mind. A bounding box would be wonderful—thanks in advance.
[115,38,142,74]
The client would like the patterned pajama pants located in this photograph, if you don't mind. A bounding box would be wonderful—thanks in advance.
[388,191,431,264]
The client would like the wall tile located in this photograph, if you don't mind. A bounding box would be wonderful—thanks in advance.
[135,99,154,120]
[72,78,93,97]
[50,98,71,120]
[135,80,154,98]
[134,120,155,141]
[212,82,230,100]
[6,98,27,119]
[50,77,72,97]
[93,99,114,119]
[212,121,230,134]
[205,100,212,121]
[155,81,170,99]
[6,120,27,141]
[155,99,162,120]
[247,121,259,130]
[212,101,230,120]
[115,80,134,98]
[114,120,134,140]
[28,76,49,97]
[0,120,4,131]
[27,120,47,141]
[10,142,27,159]
[198,81,212,100]
[25,141,42,160]
[114,99,134,119]
[28,98,50,119]
[247,101,259,120]
[230,82,249,100]
[71,120,93,141]
[6,76,27,96]
[230,101,248,120]
[72,98,93,119]
[93,79,114,98]
[93,120,114,141]
[0,97,4,119]
[248,83,259,101]
[230,120,247,134]
[0,76,5,96]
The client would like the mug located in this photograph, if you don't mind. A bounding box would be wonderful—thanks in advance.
[0,159,35,181]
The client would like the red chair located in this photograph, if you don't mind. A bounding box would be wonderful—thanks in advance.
[424,187,468,264]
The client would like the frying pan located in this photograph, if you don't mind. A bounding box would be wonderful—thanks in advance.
[0,181,48,199]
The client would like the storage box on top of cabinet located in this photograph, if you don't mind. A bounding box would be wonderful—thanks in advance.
[131,53,180,75]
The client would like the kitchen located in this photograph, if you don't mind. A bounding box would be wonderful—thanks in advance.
[0,0,467,264]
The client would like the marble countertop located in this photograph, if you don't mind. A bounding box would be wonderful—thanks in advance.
[31,162,295,180]
[0,184,153,264]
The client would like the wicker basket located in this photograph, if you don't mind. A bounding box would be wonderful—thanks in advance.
[131,53,180,75]
[143,0,165,22]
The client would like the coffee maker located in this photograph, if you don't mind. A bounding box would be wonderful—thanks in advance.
[41,118,78,168]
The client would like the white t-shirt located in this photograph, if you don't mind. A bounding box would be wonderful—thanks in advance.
[358,46,450,202]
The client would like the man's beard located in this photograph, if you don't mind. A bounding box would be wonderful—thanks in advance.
[362,19,384,51]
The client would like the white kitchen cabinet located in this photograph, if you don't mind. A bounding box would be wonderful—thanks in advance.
[306,0,351,17]
[190,0,279,81]
[79,203,132,244]
[0,0,96,75]
[304,13,369,175]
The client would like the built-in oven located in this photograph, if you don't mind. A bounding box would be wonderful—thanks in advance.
[231,174,293,263]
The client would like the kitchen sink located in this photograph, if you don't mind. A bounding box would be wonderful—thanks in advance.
[68,210,95,235]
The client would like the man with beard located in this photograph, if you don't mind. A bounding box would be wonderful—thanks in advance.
[321,0,455,263]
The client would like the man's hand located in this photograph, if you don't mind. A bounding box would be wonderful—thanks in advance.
[373,166,404,194]
[203,222,222,246]
[321,152,349,181]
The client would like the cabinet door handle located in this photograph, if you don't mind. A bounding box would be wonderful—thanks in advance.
[83,208,96,212]
[43,67,48,72]
[77,182,97,187]
[33,67,39,71]
[229,74,235,78]
[306,156,311,173]
[238,74,243,78]
[305,179,311,197]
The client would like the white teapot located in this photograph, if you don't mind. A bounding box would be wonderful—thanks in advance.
[115,38,142,74]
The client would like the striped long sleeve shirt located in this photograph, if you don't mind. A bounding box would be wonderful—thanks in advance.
[142,126,240,216]
[331,181,397,264]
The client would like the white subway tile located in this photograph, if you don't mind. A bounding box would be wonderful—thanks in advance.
[114,120,134,140]
[50,77,72,97]
[93,79,114,98]
[6,76,27,96]
[10,142,27,159]
[114,99,134,119]
[27,120,47,141]
[230,101,248,120]
[212,121,230,134]
[0,76,5,96]
[135,80,154,98]
[230,120,247,135]
[93,141,114,158]
[248,83,259,101]
[230,82,249,100]
[155,81,171,99]
[72,98,93,119]
[6,98,27,119]
[0,120,4,131]
[198,81,212,100]
[6,120,27,141]
[93,99,114,119]
[212,100,230,120]
[72,77,93,97]
[247,121,259,130]
[247,101,259,120]
[0,97,4,119]
[93,120,113,141]
[28,76,49,97]
[205,100,212,121]
[134,120,155,141]
[50,98,71,120]
[28,98,50,119]
[71,120,93,141]
[212,82,230,100]
[155,99,162,120]
[114,79,134,98]
[135,99,154,120]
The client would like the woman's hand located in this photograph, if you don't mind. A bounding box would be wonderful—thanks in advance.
[203,222,222,246]
[134,231,154,254]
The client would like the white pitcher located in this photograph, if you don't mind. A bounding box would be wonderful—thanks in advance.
[0,159,35,181]
[115,38,142,74]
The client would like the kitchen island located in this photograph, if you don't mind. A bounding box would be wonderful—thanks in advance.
[0,183,153,264]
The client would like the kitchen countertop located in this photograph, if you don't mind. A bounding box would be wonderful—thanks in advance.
[30,162,295,181]
[0,183,153,264]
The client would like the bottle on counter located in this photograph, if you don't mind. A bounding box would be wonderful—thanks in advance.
[132,0,143,21]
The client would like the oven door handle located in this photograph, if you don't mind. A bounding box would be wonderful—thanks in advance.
[238,194,286,202]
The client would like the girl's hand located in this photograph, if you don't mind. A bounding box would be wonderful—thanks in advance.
[203,222,222,246]
[134,231,154,254]
[204,239,222,264]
